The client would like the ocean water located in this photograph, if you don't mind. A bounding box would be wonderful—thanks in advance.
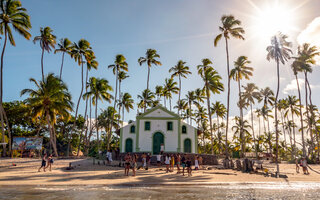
[1,182,320,200]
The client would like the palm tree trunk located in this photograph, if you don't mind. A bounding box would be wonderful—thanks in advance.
[295,74,306,157]
[290,107,297,157]
[217,116,222,155]
[77,67,89,157]
[304,73,313,159]
[237,78,245,158]
[169,98,172,111]
[46,113,58,156]
[275,60,280,177]
[224,37,231,159]
[59,52,65,79]
[250,104,258,159]
[178,75,181,115]
[0,29,8,156]
[1,107,12,156]
[147,65,150,92]
[95,98,99,146]
[41,47,45,81]
[69,57,84,157]
[109,70,118,151]
[206,82,214,155]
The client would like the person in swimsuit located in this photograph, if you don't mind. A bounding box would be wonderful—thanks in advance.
[146,153,151,169]
[45,154,54,171]
[124,153,131,176]
[295,157,300,173]
[170,154,175,172]
[181,154,186,176]
[142,153,147,169]
[132,154,138,176]
[198,156,203,169]
[165,154,171,173]
[176,154,181,173]
[186,157,192,176]
[38,153,47,172]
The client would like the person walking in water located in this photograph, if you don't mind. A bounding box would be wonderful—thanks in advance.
[38,153,47,172]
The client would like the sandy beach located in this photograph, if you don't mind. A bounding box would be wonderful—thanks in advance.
[0,158,319,186]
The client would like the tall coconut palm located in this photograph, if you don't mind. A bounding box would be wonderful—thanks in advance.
[0,0,31,156]
[260,87,275,108]
[83,77,113,149]
[108,54,128,149]
[266,32,292,176]
[163,78,179,111]
[21,73,73,156]
[118,93,134,127]
[54,38,72,79]
[285,96,300,157]
[292,43,320,158]
[211,101,226,154]
[138,49,162,92]
[242,83,261,158]
[68,39,93,156]
[33,27,56,81]
[198,59,224,154]
[214,15,245,158]
[169,60,191,114]
[230,56,253,157]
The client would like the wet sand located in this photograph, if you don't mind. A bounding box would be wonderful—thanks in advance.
[0,158,320,186]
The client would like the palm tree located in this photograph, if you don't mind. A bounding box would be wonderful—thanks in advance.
[33,27,56,81]
[138,49,162,92]
[292,43,320,158]
[230,56,253,157]
[211,101,226,154]
[0,0,31,156]
[68,39,93,156]
[163,78,179,111]
[214,15,245,158]
[137,89,155,111]
[83,77,113,149]
[155,85,163,102]
[285,96,300,157]
[118,93,134,127]
[169,60,191,114]
[266,32,292,176]
[260,87,275,108]
[242,83,261,158]
[54,38,72,79]
[21,73,73,156]
[197,59,224,154]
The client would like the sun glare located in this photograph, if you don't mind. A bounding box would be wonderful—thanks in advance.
[252,2,297,39]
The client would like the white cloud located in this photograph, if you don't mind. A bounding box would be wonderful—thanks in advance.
[297,17,320,65]
[283,78,304,94]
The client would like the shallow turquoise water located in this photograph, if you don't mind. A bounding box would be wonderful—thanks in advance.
[1,183,320,200]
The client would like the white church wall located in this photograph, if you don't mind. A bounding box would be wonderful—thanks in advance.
[121,122,136,153]
[143,109,174,118]
[181,122,196,153]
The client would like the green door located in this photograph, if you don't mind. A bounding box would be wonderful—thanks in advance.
[125,138,133,153]
[184,138,192,153]
[153,132,164,155]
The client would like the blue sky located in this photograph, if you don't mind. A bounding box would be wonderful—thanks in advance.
[4,0,320,122]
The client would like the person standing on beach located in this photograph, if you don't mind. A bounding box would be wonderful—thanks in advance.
[45,154,54,171]
[302,157,309,175]
[142,153,147,169]
[165,154,171,173]
[198,156,203,169]
[170,154,175,172]
[124,153,131,176]
[38,153,47,172]
[186,157,192,176]
[160,143,164,155]
[156,154,162,167]
[146,153,151,169]
[295,157,300,173]
[132,154,138,176]
[181,154,186,176]
[176,154,181,173]
[194,156,199,170]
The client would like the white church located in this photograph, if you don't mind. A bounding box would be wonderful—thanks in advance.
[120,105,198,154]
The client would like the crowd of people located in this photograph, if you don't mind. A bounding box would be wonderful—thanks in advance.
[123,152,203,177]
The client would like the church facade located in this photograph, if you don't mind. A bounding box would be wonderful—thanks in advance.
[120,106,198,154]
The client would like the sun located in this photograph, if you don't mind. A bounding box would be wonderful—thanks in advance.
[251,1,298,39]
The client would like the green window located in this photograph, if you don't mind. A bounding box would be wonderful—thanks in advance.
[130,125,135,133]
[167,121,173,131]
[182,125,187,134]
[145,121,151,131]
